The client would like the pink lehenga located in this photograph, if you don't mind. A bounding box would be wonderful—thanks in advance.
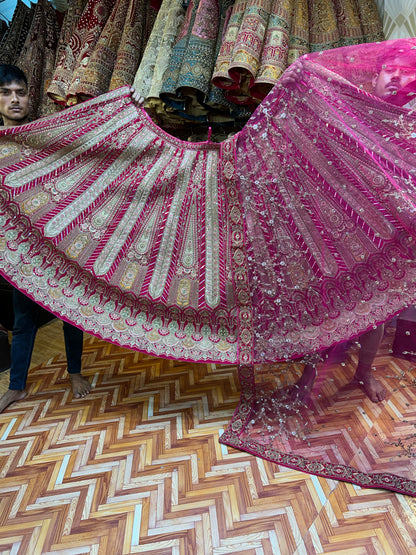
[1,39,416,495]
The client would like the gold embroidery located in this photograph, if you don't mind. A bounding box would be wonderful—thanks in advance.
[66,234,89,258]
[21,192,51,215]
[120,262,140,289]
[176,278,191,306]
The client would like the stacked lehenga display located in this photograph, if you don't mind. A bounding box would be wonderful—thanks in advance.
[132,0,186,122]
[0,0,386,124]
[212,0,383,104]
[46,0,89,105]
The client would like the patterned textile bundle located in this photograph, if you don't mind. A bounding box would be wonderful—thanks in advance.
[212,0,383,104]
[108,0,151,91]
[0,0,35,65]
[46,0,117,106]
[212,0,307,102]
[47,0,155,106]
[159,0,240,121]
[47,0,88,104]
[16,0,61,119]
[2,39,416,493]
[68,0,148,99]
[133,0,186,122]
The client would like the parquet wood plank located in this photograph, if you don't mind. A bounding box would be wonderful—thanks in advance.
[1,330,416,553]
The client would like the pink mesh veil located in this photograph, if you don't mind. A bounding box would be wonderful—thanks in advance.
[236,39,416,363]
[221,39,416,495]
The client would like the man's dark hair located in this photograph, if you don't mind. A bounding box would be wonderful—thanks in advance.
[0,64,27,87]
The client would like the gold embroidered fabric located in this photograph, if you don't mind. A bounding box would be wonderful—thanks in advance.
[133,0,186,100]
[212,0,384,104]
[47,0,88,104]
[16,0,61,119]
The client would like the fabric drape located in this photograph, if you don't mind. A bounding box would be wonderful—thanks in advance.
[212,0,383,104]
[133,0,186,123]
[47,0,88,105]
[47,0,155,107]
[68,0,149,99]
[16,0,61,119]
[1,39,416,494]
[46,0,117,106]
[159,0,238,120]
[0,0,35,65]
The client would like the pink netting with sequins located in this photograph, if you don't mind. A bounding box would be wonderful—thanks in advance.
[236,39,416,363]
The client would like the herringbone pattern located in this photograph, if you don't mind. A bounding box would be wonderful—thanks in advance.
[237,346,416,485]
[0,330,416,554]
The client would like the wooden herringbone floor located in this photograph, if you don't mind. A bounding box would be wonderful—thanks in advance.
[0,321,416,554]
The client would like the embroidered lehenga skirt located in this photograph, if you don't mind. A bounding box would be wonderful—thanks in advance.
[2,40,416,495]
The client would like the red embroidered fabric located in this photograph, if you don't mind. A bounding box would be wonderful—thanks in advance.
[223,39,416,496]
[0,90,249,364]
[1,39,416,494]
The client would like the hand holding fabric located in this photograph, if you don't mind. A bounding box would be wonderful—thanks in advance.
[130,87,145,107]
[278,59,305,88]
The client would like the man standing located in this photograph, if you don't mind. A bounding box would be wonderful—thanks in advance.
[0,64,90,413]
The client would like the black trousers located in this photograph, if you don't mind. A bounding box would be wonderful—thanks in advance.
[0,276,55,330]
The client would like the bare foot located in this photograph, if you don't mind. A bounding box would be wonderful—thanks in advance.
[0,389,27,413]
[70,374,91,398]
[353,366,387,402]
[290,363,317,401]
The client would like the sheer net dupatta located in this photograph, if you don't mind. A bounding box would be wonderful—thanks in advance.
[0,87,251,365]
[221,39,416,495]
[237,39,416,363]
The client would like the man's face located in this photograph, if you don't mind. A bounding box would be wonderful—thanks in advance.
[372,56,416,100]
[0,80,29,127]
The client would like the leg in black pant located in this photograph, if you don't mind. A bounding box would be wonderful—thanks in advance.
[0,290,90,413]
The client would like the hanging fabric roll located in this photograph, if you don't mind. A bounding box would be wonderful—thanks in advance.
[159,0,240,121]
[0,0,35,65]
[48,0,155,105]
[16,0,60,119]
[213,0,308,104]
[65,0,117,104]
[70,0,133,98]
[47,0,88,105]
[67,0,146,99]
[46,0,116,106]
[108,0,151,91]
[133,0,186,100]
[212,0,384,104]
[133,0,186,122]
[354,0,385,43]
[250,0,309,101]
[308,0,382,50]
[202,0,250,117]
